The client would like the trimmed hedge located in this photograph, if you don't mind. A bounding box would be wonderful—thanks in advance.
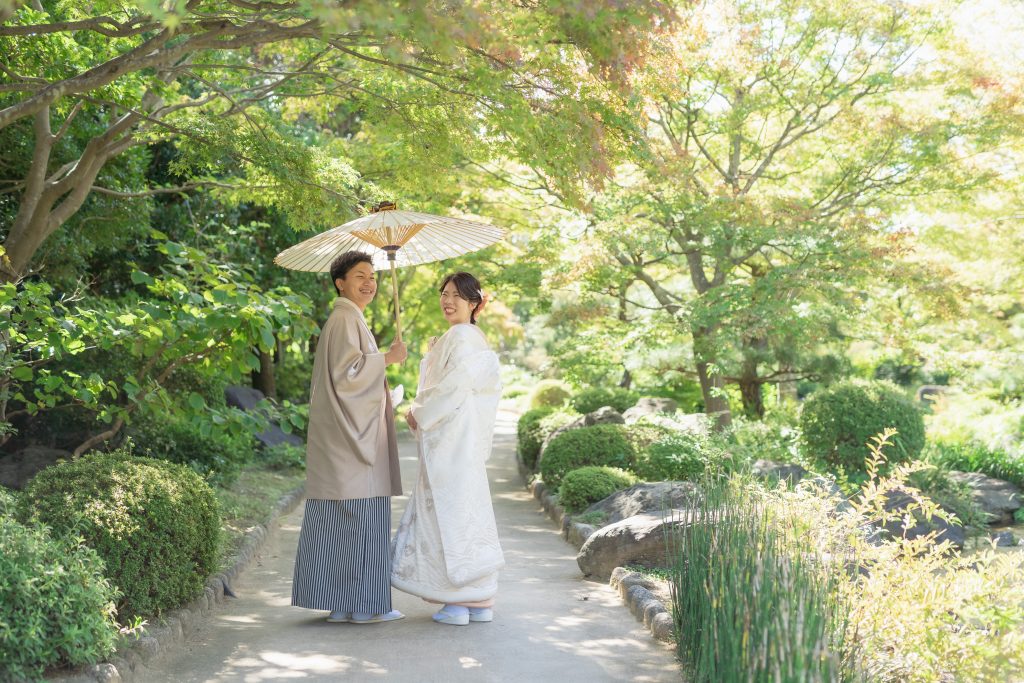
[0,515,119,681]
[528,380,572,409]
[558,466,638,513]
[800,379,925,473]
[571,387,639,414]
[540,424,635,489]
[517,407,556,470]
[19,448,221,620]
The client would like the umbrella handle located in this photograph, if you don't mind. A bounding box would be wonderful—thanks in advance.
[388,257,402,343]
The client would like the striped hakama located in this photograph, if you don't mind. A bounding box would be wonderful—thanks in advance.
[291,497,392,613]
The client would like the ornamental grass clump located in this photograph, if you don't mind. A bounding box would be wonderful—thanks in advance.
[19,446,221,620]
[0,514,119,682]
[666,476,854,682]
[670,430,1024,682]
[558,466,638,513]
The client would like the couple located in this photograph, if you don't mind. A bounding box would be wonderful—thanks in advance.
[290,251,504,627]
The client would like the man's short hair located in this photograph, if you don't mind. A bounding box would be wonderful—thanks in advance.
[329,251,374,294]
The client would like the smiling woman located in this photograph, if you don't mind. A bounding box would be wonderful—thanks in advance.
[438,272,486,327]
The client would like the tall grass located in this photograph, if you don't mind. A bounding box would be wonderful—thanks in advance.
[666,476,854,682]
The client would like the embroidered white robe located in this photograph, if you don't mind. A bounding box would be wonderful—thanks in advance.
[391,323,505,603]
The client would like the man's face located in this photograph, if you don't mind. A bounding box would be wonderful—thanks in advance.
[335,261,377,310]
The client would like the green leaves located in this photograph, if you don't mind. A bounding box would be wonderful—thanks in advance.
[1,237,316,449]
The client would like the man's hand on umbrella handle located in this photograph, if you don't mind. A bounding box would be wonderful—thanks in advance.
[384,341,407,365]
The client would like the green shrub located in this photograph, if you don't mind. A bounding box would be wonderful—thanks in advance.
[923,439,1024,489]
[624,418,678,452]
[558,466,638,513]
[258,443,306,471]
[540,424,635,489]
[19,447,221,620]
[0,516,119,681]
[0,486,16,517]
[633,430,731,481]
[127,412,255,484]
[571,387,639,414]
[906,464,989,530]
[517,407,556,470]
[721,415,800,468]
[800,379,925,473]
[528,380,572,409]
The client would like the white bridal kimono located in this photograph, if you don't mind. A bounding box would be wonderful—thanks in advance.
[391,323,505,604]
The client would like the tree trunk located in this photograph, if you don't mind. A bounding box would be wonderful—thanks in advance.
[251,348,277,400]
[618,368,632,389]
[739,352,766,419]
[695,361,731,430]
[739,376,765,419]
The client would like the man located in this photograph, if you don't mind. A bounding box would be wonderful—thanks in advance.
[291,251,407,624]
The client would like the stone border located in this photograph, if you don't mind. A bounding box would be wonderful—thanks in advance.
[52,484,306,683]
[521,458,674,644]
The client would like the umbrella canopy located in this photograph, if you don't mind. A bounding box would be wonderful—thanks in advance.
[273,206,506,271]
[274,203,506,341]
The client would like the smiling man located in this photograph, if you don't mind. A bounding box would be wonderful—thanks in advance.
[291,251,408,624]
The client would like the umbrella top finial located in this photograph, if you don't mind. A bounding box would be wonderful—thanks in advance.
[373,200,397,213]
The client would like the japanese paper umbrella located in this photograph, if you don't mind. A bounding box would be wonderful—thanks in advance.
[273,202,506,341]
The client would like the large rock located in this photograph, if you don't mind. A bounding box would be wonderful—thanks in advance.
[582,481,699,525]
[915,384,948,405]
[877,489,966,548]
[0,446,72,490]
[947,471,1022,525]
[622,397,678,424]
[584,406,625,426]
[224,385,266,412]
[224,386,303,449]
[752,459,808,485]
[577,512,693,580]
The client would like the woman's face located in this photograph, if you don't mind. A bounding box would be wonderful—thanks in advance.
[440,281,474,326]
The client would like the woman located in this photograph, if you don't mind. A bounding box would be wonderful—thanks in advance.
[390,272,505,626]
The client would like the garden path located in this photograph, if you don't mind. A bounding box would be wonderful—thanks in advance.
[142,408,681,682]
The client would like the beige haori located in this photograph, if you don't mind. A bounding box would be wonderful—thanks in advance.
[304,297,401,501]
[391,323,505,603]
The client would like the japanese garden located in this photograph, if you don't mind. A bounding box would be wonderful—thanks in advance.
[1,0,1023,681]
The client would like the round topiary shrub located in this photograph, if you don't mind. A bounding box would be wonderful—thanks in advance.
[540,424,636,489]
[0,516,119,681]
[19,447,221,620]
[571,387,640,414]
[558,466,638,513]
[633,430,728,481]
[799,379,925,473]
[517,407,555,470]
[528,379,572,410]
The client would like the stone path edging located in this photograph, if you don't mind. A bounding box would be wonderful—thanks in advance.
[518,456,675,644]
[52,483,306,683]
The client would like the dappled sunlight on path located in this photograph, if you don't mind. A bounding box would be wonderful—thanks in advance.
[142,409,680,682]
